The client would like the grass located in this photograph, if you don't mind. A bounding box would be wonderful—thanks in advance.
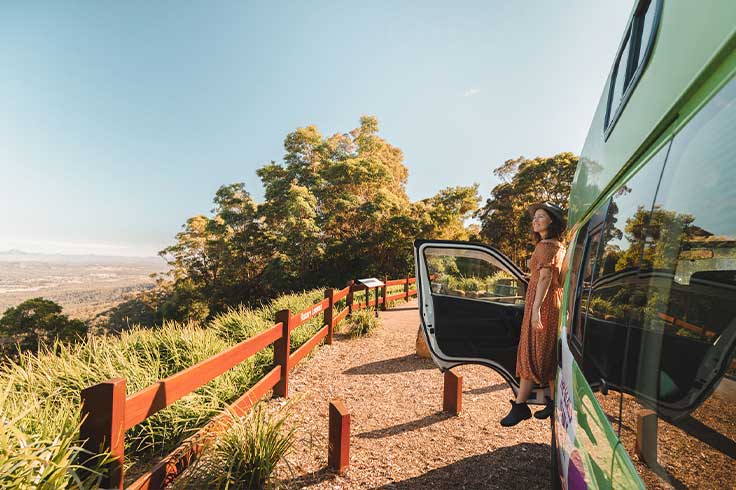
[0,283,412,488]
[0,289,325,485]
[176,403,297,490]
[348,309,380,337]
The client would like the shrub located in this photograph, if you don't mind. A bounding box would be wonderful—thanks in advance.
[0,380,107,489]
[0,289,324,480]
[349,309,380,337]
[0,297,87,356]
[183,404,297,490]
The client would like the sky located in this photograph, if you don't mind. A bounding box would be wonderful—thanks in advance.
[1,1,633,257]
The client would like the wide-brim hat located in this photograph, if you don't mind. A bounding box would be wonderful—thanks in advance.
[527,202,565,224]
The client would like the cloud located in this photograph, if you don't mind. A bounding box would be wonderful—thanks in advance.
[463,88,480,97]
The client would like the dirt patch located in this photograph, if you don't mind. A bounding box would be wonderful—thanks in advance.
[268,300,553,489]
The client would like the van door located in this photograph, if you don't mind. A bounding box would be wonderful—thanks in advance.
[414,240,545,399]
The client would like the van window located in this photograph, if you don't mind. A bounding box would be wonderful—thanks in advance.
[565,221,590,344]
[605,0,660,132]
[617,76,736,488]
[583,144,668,392]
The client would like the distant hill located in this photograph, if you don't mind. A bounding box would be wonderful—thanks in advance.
[0,251,169,320]
[0,249,163,265]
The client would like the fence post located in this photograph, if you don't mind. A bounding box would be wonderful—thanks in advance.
[381,275,388,311]
[80,378,126,489]
[347,280,354,316]
[443,371,463,415]
[636,409,658,466]
[273,309,291,398]
[324,288,335,345]
[404,274,410,302]
[328,399,351,474]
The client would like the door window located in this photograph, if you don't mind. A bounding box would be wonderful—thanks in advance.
[419,244,526,377]
[424,248,525,304]
[616,76,736,488]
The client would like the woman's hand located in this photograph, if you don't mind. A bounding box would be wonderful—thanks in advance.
[532,308,543,330]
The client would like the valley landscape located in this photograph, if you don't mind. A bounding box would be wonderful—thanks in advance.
[0,250,169,321]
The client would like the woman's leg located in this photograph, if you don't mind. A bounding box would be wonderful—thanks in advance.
[515,378,535,404]
[548,379,555,400]
[501,378,534,426]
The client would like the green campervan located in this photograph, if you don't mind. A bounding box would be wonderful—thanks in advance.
[414,0,736,488]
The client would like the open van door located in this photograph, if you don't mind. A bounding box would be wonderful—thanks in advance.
[414,239,547,402]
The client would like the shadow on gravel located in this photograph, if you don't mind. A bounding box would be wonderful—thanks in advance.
[373,442,551,490]
[357,411,451,439]
[385,306,418,312]
[465,382,508,395]
[285,467,337,488]
[343,354,435,375]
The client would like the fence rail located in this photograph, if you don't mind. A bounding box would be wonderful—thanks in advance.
[80,275,418,489]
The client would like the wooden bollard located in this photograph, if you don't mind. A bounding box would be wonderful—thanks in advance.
[635,409,658,466]
[443,371,462,415]
[328,399,350,474]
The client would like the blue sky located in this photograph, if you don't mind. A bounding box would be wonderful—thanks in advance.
[1,1,632,257]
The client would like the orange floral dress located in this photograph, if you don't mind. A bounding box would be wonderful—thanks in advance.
[516,239,565,384]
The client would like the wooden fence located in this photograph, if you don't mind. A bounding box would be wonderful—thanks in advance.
[80,276,418,489]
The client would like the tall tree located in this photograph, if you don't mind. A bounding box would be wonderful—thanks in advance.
[159,116,482,319]
[479,152,578,266]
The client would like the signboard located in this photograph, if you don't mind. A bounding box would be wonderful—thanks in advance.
[357,277,385,288]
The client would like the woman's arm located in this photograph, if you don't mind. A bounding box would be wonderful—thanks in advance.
[531,268,553,329]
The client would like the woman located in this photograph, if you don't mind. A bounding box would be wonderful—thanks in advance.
[501,202,566,427]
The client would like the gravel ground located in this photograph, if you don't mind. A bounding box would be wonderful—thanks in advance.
[268,300,553,490]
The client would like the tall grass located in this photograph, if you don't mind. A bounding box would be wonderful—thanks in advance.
[349,309,380,337]
[0,289,326,484]
[176,403,297,490]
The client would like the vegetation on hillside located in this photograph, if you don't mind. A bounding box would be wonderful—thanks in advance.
[153,116,481,324]
[0,289,324,487]
[0,298,86,357]
[478,152,577,265]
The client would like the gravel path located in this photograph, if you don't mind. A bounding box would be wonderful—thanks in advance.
[270,300,553,489]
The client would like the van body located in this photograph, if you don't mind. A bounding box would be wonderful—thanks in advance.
[414,1,736,488]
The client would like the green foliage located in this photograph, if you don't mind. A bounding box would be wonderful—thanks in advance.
[349,309,380,337]
[180,404,297,490]
[0,289,320,481]
[479,153,578,266]
[0,297,87,356]
[0,380,108,490]
[158,116,480,319]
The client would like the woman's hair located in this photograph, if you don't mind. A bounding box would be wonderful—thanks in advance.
[531,208,565,243]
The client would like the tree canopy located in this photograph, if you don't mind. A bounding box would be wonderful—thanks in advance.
[0,297,87,355]
[158,116,481,321]
[478,152,577,265]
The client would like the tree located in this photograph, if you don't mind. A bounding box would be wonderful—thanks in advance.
[479,152,578,266]
[158,116,482,318]
[0,298,87,355]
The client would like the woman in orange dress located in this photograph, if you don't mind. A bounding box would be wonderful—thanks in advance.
[501,202,566,427]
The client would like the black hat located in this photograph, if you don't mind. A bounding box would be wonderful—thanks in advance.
[527,202,565,224]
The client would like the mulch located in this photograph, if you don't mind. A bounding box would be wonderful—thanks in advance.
[267,300,554,490]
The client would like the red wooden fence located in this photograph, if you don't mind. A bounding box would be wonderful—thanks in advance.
[80,276,418,489]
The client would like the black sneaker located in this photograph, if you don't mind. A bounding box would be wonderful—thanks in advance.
[534,398,554,419]
[500,400,532,427]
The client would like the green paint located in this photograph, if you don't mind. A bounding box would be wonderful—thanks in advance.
[569,1,736,227]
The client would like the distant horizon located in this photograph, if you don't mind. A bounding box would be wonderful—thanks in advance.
[2,2,634,257]
[0,244,162,259]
